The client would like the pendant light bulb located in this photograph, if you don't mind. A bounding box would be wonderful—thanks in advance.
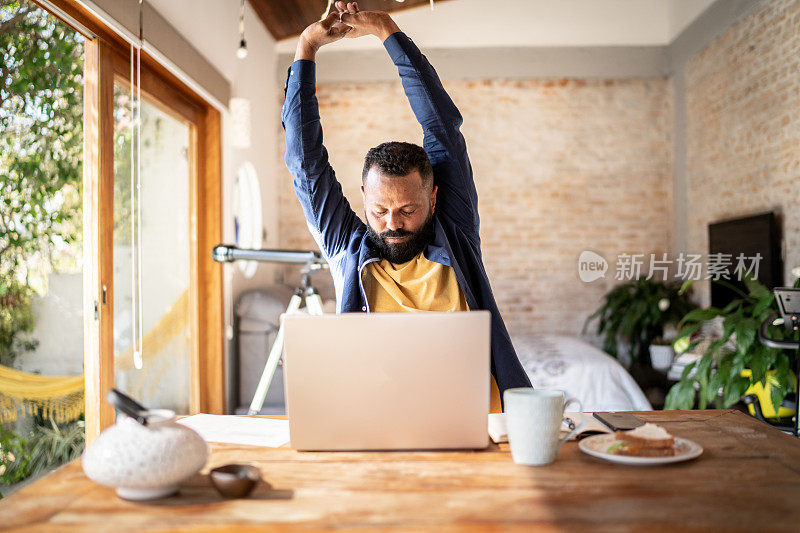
[237,0,248,59]
[237,39,248,59]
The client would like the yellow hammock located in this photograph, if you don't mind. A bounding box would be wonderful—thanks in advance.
[0,365,84,424]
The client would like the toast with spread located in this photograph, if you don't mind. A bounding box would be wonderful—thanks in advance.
[607,423,676,457]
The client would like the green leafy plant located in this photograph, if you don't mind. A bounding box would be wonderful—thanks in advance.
[0,425,31,484]
[584,277,697,364]
[0,418,84,486]
[665,279,799,411]
[25,418,85,477]
[1,1,84,280]
[0,275,38,366]
[1,0,83,367]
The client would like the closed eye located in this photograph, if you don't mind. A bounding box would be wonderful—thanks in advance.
[373,208,416,216]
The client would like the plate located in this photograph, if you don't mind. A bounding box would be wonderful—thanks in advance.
[578,433,703,465]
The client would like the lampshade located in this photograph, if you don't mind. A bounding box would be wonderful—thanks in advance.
[230,97,251,149]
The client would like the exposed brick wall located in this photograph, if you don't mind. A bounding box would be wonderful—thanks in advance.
[274,1,799,343]
[278,76,674,336]
[685,0,800,304]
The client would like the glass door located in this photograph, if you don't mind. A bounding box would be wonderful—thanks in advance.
[111,83,192,413]
[70,4,224,439]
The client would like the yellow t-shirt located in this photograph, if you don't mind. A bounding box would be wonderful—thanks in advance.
[364,252,502,412]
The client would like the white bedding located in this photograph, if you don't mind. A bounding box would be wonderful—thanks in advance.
[512,334,652,412]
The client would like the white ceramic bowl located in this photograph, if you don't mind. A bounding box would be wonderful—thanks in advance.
[82,409,208,500]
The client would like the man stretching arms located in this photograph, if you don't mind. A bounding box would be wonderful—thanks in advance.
[281,2,531,411]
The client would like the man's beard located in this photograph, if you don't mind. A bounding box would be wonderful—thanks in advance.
[366,211,435,265]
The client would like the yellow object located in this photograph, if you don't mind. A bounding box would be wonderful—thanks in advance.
[116,288,189,371]
[115,289,191,405]
[364,252,501,412]
[364,252,469,313]
[742,368,797,419]
[489,375,502,414]
[0,364,84,424]
[673,336,690,354]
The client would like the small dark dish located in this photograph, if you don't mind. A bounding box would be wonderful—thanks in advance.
[209,464,262,498]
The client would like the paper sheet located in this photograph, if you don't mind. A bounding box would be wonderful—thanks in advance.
[488,412,611,444]
[177,414,290,447]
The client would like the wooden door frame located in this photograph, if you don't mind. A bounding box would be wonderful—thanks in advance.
[36,0,224,442]
[82,38,116,441]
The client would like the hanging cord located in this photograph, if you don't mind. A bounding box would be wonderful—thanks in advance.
[237,0,248,58]
[133,0,144,370]
[239,0,246,38]
[129,43,139,370]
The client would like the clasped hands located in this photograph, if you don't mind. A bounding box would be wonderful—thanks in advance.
[297,1,401,57]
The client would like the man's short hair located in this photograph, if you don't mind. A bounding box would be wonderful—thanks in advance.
[361,141,434,190]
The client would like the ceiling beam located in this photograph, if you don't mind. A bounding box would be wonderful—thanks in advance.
[247,0,455,42]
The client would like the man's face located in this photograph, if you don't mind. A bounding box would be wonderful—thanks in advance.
[361,167,437,264]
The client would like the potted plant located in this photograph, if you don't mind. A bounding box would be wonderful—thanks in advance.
[584,277,697,366]
[665,277,800,411]
[649,336,675,371]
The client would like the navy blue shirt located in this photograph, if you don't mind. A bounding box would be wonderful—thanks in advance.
[281,31,532,401]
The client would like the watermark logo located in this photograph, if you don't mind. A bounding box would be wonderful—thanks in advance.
[578,251,608,282]
[577,251,763,283]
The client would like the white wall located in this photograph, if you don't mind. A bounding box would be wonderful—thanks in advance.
[149,0,280,336]
[668,0,717,40]
[149,0,280,410]
[17,273,83,375]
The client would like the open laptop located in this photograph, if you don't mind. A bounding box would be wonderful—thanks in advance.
[282,311,491,451]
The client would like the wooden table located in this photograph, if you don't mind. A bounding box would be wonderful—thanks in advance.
[3,410,800,532]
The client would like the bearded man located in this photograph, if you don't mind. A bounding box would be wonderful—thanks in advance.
[281,1,532,411]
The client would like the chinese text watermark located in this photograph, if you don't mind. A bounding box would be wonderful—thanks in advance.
[577,251,762,282]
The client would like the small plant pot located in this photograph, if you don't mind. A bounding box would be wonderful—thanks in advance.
[649,344,675,371]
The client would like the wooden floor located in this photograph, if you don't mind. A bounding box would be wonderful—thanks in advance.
[3,410,800,532]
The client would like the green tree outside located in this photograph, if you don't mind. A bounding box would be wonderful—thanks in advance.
[0,0,83,364]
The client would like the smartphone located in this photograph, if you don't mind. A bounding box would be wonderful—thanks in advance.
[593,412,644,432]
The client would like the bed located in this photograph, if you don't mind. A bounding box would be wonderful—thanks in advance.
[512,334,652,412]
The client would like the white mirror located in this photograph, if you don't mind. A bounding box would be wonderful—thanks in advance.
[234,162,262,278]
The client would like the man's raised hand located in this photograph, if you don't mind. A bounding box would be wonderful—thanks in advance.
[296,11,352,57]
[335,1,401,41]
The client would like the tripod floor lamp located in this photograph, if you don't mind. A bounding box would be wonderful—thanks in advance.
[212,245,329,414]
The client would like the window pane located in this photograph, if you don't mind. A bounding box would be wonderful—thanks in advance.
[1,2,84,373]
[0,0,85,484]
[113,84,191,413]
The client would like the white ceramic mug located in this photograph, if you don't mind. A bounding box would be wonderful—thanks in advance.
[504,388,584,466]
